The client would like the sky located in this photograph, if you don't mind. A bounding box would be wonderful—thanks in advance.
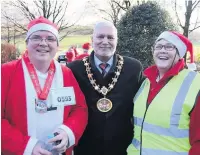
[1,0,200,31]
[66,0,106,26]
[66,0,200,30]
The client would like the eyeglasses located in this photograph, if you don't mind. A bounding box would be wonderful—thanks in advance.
[154,44,176,51]
[29,35,57,44]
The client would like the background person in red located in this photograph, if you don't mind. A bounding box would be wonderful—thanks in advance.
[1,16,88,155]
[66,46,79,63]
[127,31,200,155]
[74,42,91,60]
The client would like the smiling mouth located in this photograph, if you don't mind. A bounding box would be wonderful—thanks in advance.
[36,50,49,53]
[100,47,111,49]
[158,56,169,60]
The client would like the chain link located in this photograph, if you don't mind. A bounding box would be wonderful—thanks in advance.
[83,55,124,96]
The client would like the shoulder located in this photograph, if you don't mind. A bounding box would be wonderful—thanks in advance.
[67,59,85,70]
[61,64,72,72]
[183,69,200,78]
[1,59,21,72]
[75,53,89,60]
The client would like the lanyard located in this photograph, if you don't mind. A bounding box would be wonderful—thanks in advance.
[23,51,55,100]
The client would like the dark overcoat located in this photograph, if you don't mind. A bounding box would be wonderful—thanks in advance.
[67,52,144,155]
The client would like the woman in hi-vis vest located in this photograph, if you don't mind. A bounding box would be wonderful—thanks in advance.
[127,31,200,155]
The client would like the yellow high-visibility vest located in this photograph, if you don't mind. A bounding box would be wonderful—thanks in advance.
[127,69,200,155]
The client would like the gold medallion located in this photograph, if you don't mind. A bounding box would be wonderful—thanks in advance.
[97,98,112,112]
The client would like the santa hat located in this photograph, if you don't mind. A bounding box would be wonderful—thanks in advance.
[82,42,91,50]
[156,31,196,70]
[66,50,75,63]
[26,16,59,40]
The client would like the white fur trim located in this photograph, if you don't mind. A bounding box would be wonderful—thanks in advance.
[187,63,197,71]
[26,23,58,40]
[58,125,75,148]
[22,58,66,141]
[23,137,38,155]
[22,59,37,137]
[156,31,187,58]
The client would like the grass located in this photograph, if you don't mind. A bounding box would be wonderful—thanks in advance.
[193,42,200,54]
[12,35,91,54]
[59,35,91,51]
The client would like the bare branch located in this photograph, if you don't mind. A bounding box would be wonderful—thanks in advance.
[175,0,184,29]
[112,1,127,11]
[46,0,52,18]
[59,23,75,31]
[189,25,200,32]
[52,0,58,22]
[53,2,63,21]
[99,9,114,20]
[192,0,200,11]
[193,15,199,29]
[59,29,77,41]
[33,0,43,16]
[2,12,27,32]
[17,0,35,20]
[1,0,81,39]
[56,1,68,26]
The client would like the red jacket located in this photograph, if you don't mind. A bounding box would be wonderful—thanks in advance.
[1,59,88,155]
[66,51,75,63]
[144,59,200,155]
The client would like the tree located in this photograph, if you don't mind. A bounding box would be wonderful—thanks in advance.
[88,0,125,26]
[172,0,200,61]
[174,0,200,37]
[1,0,81,40]
[173,0,200,37]
[1,8,22,45]
[117,1,177,69]
[87,0,154,26]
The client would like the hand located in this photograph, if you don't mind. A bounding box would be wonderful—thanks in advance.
[32,143,52,155]
[48,129,68,153]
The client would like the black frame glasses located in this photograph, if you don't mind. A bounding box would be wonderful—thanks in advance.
[153,44,176,51]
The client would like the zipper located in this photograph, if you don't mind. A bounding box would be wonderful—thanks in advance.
[139,104,149,155]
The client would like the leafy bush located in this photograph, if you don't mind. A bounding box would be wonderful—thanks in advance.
[1,43,20,64]
[117,1,177,69]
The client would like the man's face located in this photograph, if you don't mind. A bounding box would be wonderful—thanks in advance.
[153,39,180,70]
[26,30,58,64]
[92,24,117,59]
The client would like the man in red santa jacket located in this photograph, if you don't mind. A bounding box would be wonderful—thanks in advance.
[1,16,88,155]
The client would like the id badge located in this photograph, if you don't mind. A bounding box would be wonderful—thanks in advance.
[49,87,76,107]
[35,99,48,113]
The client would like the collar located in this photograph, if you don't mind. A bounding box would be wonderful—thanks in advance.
[94,54,113,67]
[144,59,185,83]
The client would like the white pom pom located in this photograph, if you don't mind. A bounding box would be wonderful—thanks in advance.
[187,63,197,71]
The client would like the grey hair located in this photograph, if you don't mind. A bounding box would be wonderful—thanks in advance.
[93,21,117,36]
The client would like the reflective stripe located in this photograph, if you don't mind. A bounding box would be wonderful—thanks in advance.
[132,140,188,155]
[170,71,197,125]
[132,138,140,149]
[134,117,188,138]
[131,71,197,154]
[133,71,197,138]
[142,148,188,155]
